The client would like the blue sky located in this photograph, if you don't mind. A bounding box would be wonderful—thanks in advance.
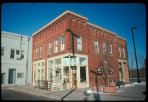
[2,3,146,68]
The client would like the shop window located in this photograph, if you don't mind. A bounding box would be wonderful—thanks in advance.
[42,62,44,67]
[48,60,53,81]
[55,68,62,83]
[80,57,86,65]
[80,66,86,82]
[70,56,77,65]
[41,69,44,80]
[63,67,69,83]
[63,56,69,65]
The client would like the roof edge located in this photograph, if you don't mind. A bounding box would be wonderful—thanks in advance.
[2,31,31,38]
[117,35,126,41]
[32,10,88,36]
[87,22,116,35]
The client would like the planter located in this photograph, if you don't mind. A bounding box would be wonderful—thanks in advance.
[110,82,116,87]
[103,86,116,93]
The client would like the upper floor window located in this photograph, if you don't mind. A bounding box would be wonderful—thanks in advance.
[16,50,20,55]
[1,47,4,56]
[36,48,38,59]
[94,40,99,54]
[109,44,113,55]
[10,49,15,59]
[61,35,65,51]
[122,48,125,58]
[118,47,121,57]
[40,46,43,58]
[21,50,24,59]
[102,42,106,54]
[77,36,82,51]
[54,39,58,53]
[48,42,52,55]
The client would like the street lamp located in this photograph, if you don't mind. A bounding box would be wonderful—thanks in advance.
[131,26,141,83]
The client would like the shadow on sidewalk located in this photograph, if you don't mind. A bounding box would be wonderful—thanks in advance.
[61,88,76,101]
[83,90,100,101]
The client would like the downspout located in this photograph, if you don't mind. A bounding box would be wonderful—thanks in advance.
[25,37,30,85]
[126,41,130,82]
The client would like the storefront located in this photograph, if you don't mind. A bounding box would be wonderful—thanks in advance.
[47,53,89,90]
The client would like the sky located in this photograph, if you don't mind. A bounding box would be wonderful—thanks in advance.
[1,3,146,69]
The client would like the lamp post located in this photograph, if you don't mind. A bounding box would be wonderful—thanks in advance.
[131,26,141,83]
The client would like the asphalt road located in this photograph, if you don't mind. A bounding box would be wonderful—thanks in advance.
[1,88,55,100]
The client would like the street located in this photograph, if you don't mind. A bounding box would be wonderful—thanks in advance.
[1,82,146,101]
[1,88,54,100]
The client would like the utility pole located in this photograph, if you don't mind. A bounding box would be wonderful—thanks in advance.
[131,26,141,83]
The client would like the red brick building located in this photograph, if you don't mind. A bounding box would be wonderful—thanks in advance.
[32,10,129,90]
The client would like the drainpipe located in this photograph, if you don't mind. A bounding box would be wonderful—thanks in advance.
[126,41,130,82]
[25,37,30,85]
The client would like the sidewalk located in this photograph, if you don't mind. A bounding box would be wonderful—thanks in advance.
[1,83,146,101]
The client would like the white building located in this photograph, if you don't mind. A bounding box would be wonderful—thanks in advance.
[1,31,32,85]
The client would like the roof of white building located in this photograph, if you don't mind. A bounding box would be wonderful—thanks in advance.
[2,31,31,38]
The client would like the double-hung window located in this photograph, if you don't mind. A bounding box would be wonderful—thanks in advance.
[36,48,38,59]
[61,35,65,51]
[48,42,52,55]
[122,48,125,58]
[94,40,99,54]
[77,36,82,51]
[118,47,121,57]
[40,46,43,58]
[1,47,4,56]
[109,44,113,55]
[54,39,58,53]
[102,42,106,54]
[10,49,15,59]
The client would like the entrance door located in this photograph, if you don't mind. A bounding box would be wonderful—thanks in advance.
[8,69,16,84]
[1,73,6,84]
[72,69,77,89]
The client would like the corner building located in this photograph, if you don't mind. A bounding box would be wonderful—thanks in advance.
[32,10,129,90]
